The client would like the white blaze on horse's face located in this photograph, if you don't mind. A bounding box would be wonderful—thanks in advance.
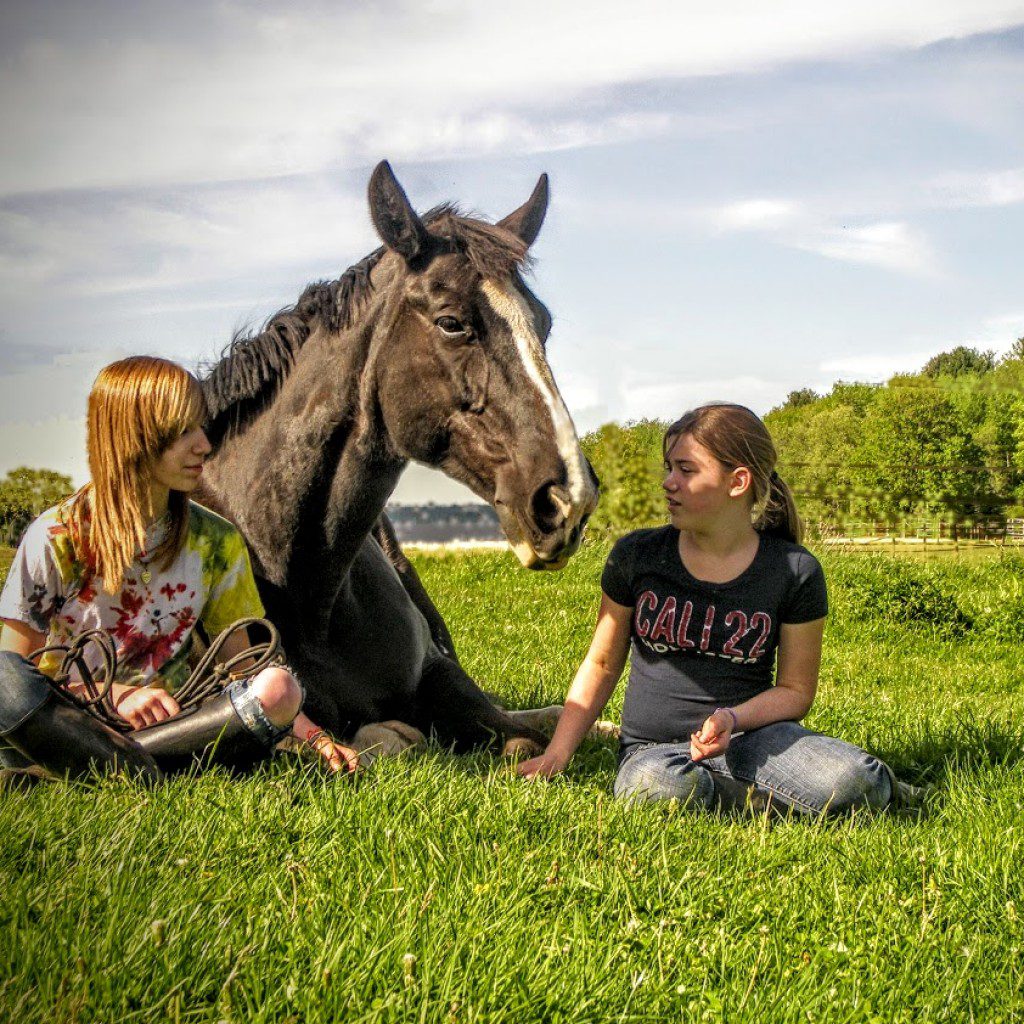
[480,278,597,568]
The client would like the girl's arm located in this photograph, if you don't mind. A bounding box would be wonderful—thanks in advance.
[516,594,632,779]
[0,618,44,656]
[690,617,824,760]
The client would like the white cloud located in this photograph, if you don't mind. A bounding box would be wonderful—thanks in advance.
[0,348,129,485]
[797,221,937,276]
[709,194,938,276]
[0,178,373,307]
[0,348,125,431]
[0,415,88,484]
[711,199,801,232]
[2,1,1021,196]
[818,310,1024,380]
[928,167,1024,207]
[618,372,791,421]
[819,350,934,379]
[965,311,1024,353]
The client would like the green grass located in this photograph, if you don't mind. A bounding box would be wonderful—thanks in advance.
[2,543,1024,1022]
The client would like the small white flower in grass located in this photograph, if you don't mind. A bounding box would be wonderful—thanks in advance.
[402,953,417,986]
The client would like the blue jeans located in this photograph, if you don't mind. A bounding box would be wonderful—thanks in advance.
[614,721,893,815]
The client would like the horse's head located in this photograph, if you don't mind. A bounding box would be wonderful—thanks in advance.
[366,161,598,570]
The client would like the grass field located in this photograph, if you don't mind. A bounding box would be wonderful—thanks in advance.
[2,542,1023,1022]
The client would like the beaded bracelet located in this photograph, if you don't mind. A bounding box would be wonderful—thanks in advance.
[304,727,331,750]
[714,706,739,731]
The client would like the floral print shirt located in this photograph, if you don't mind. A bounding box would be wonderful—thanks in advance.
[0,502,265,693]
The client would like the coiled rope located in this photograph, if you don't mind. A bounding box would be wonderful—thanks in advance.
[28,618,284,732]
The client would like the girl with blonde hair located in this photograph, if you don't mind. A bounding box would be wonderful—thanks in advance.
[0,356,354,783]
[518,403,918,815]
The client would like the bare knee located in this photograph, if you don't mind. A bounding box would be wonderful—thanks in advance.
[249,668,302,727]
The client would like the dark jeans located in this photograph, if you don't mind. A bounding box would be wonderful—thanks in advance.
[615,720,893,815]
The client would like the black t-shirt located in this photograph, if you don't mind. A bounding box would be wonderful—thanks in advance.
[601,526,828,750]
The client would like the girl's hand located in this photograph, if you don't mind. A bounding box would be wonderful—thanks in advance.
[306,729,359,774]
[115,685,181,730]
[690,709,735,761]
[515,749,568,780]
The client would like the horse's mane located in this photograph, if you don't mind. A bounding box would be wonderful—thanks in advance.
[201,205,529,441]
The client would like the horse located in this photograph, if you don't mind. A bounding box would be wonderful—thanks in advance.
[196,161,599,754]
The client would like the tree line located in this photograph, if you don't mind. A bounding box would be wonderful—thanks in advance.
[581,341,1024,537]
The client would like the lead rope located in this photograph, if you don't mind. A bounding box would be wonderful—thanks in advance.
[28,617,285,733]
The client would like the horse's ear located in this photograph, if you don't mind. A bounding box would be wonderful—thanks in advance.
[497,173,549,248]
[368,161,430,262]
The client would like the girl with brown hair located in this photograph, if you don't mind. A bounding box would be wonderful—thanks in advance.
[0,356,355,783]
[517,403,916,815]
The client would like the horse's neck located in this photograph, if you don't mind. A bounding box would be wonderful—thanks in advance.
[207,315,404,594]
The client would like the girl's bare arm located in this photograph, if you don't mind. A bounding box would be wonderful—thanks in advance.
[517,594,632,779]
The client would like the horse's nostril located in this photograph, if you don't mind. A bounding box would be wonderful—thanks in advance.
[530,481,569,536]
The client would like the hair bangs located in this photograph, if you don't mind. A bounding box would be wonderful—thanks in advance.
[73,356,207,593]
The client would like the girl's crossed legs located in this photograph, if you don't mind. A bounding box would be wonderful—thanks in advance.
[614,720,893,816]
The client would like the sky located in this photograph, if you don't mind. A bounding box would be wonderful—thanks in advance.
[2,1,1024,503]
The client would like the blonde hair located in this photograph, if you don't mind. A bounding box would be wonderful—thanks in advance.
[664,403,803,544]
[65,356,208,593]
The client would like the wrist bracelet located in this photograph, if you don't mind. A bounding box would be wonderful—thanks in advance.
[304,727,329,748]
[714,707,739,731]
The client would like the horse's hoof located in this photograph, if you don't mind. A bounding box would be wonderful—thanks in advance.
[502,736,543,759]
[377,720,429,749]
[588,719,621,740]
[504,705,564,734]
[352,720,427,767]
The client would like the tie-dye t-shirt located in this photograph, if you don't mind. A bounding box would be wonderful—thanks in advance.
[0,502,265,693]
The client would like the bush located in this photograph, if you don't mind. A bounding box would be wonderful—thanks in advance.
[0,467,73,546]
[826,555,973,639]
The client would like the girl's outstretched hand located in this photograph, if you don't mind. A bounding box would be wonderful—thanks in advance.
[115,684,181,730]
[306,730,360,774]
[690,710,734,761]
[516,750,568,780]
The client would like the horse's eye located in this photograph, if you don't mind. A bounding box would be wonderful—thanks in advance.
[435,316,465,336]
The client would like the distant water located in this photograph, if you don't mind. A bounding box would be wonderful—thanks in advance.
[385,504,503,544]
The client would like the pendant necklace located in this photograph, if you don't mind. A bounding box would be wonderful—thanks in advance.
[140,513,168,586]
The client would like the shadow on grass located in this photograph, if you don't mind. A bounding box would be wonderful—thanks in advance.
[870,718,1024,785]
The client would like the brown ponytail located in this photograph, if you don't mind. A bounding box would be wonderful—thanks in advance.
[664,404,803,544]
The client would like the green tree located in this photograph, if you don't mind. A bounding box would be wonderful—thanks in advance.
[581,420,666,535]
[773,388,819,412]
[0,467,74,546]
[858,380,987,525]
[922,346,996,379]
[1000,337,1024,365]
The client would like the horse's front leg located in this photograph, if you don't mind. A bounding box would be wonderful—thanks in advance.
[371,514,459,662]
[411,655,548,756]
